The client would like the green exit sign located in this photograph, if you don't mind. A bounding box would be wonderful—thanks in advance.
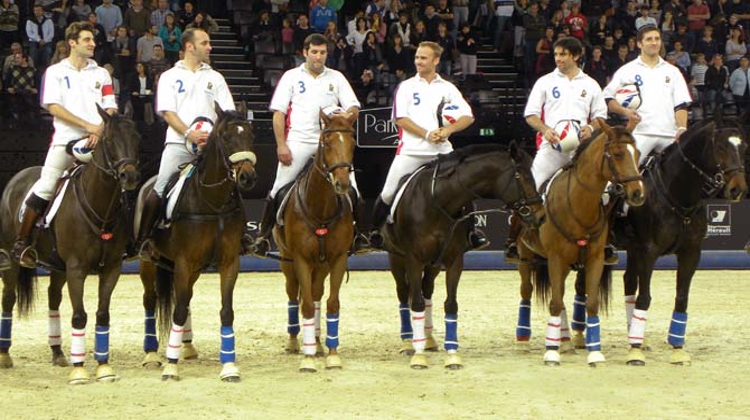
[479,128,495,136]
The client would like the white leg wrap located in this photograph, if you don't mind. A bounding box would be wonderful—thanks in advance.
[70,327,86,364]
[545,316,562,348]
[411,311,426,353]
[302,317,316,356]
[48,310,62,347]
[628,309,648,346]
[424,299,434,339]
[559,308,570,341]
[166,323,184,361]
[182,310,193,342]
[314,301,321,339]
[625,295,636,330]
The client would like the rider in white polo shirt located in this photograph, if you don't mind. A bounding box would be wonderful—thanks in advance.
[135,27,235,260]
[604,25,692,166]
[246,33,367,257]
[369,41,487,251]
[11,22,117,268]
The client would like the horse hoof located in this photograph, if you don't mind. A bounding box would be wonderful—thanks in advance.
[219,362,241,382]
[670,349,692,366]
[315,343,326,357]
[425,337,439,352]
[181,342,198,360]
[410,354,428,369]
[560,340,576,354]
[68,366,90,385]
[626,348,646,366]
[96,364,120,382]
[0,353,13,368]
[299,357,317,373]
[52,354,68,367]
[587,351,606,366]
[286,338,300,354]
[444,353,463,370]
[399,339,414,356]
[325,354,342,370]
[571,332,586,349]
[142,352,162,369]
[161,363,180,381]
[543,350,561,366]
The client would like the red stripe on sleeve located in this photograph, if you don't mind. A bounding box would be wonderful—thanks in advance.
[101,84,114,96]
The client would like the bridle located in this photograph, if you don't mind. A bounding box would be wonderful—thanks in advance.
[675,127,745,197]
[90,122,139,181]
[572,132,643,194]
[314,127,355,186]
[197,117,257,189]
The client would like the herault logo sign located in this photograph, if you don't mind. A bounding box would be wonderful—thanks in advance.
[706,204,731,236]
[356,107,399,148]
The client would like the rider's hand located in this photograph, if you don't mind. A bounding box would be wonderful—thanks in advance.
[187,130,209,150]
[277,143,293,165]
[85,122,103,148]
[543,127,561,144]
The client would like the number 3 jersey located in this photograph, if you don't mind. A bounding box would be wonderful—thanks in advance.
[40,58,117,145]
[156,60,235,144]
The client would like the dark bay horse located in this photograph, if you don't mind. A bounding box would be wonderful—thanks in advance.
[0,108,140,383]
[382,142,545,369]
[516,118,645,366]
[602,118,747,366]
[138,106,256,382]
[274,112,357,373]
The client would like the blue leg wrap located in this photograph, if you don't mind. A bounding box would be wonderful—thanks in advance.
[399,303,412,340]
[0,312,12,351]
[585,316,601,352]
[572,294,587,332]
[220,325,235,364]
[144,310,158,352]
[287,301,300,336]
[325,314,339,350]
[445,314,458,351]
[516,300,531,340]
[668,311,688,347]
[94,325,109,363]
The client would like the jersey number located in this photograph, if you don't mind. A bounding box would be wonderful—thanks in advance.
[413,92,420,105]
[552,86,560,99]
[176,80,185,93]
[298,81,306,94]
[63,76,70,89]
[635,75,643,86]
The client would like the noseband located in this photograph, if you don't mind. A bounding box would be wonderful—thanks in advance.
[676,128,745,197]
[315,127,355,186]
[199,119,257,188]
[91,127,138,180]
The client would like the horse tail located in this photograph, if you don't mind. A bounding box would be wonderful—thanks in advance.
[15,267,37,317]
[155,265,174,341]
[531,261,550,307]
[574,267,612,314]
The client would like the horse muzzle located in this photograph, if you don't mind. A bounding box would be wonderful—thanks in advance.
[118,164,140,191]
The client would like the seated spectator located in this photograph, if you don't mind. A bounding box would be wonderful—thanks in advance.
[704,53,729,115]
[4,51,38,125]
[137,24,164,63]
[694,25,718,61]
[670,21,693,52]
[159,13,181,63]
[625,36,639,61]
[390,11,412,50]
[323,20,342,68]
[564,3,587,40]
[310,0,336,33]
[665,51,689,82]
[410,20,428,51]
[690,52,708,110]
[71,0,92,22]
[661,10,676,41]
[670,40,691,73]
[124,0,151,37]
[95,0,123,42]
[729,55,750,113]
[370,11,387,45]
[146,44,170,85]
[725,26,746,72]
[590,14,612,46]
[0,0,20,52]
[584,45,609,88]
[3,42,34,75]
[186,12,219,34]
[49,40,68,65]
[150,0,173,29]
[176,1,197,29]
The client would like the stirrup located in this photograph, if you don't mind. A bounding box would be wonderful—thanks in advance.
[351,234,372,255]
[468,231,490,251]
[17,246,38,269]
[248,238,270,258]
[369,231,384,250]
[138,239,155,263]
[604,244,619,265]
[505,243,521,264]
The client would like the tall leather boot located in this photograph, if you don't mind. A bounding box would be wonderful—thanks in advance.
[246,196,276,258]
[504,212,522,264]
[12,193,49,268]
[466,201,490,251]
[135,189,163,262]
[368,196,391,250]
[349,190,372,254]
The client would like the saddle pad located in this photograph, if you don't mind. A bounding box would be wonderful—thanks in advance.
[390,165,428,223]
[165,163,196,221]
[275,180,355,226]
[19,170,76,227]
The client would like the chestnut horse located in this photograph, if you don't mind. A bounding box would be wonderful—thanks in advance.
[0,108,140,383]
[382,143,545,369]
[516,118,645,366]
[139,106,256,382]
[274,112,357,372]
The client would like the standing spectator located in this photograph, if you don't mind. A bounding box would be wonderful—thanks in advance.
[4,51,38,124]
[564,3,587,40]
[663,0,687,23]
[323,20,341,68]
[385,32,411,85]
[423,3,442,41]
[584,44,609,87]
[512,0,528,60]
[695,25,718,60]
[370,12,387,45]
[616,0,639,38]
[347,17,370,55]
[729,55,750,113]
[456,22,478,77]
[310,0,336,33]
[724,25,746,72]
[71,0,92,22]
[95,0,123,42]
[124,0,152,37]
[391,11,412,49]
[522,2,545,81]
[411,19,428,51]
[665,51,689,82]
[534,26,554,77]
[435,21,454,76]
[590,14,612,46]
[661,10,675,41]
[0,0,20,51]
[453,0,469,41]
[159,13,181,64]
[186,12,219,34]
[112,25,136,80]
[435,0,454,37]
[280,17,294,54]
[128,61,154,122]
[704,53,729,115]
[690,52,708,113]
[137,24,163,63]
[365,0,386,18]
[176,1,197,29]
[491,0,514,53]
[150,0,173,30]
[26,5,55,70]
[87,12,109,65]
[687,0,711,45]
[293,14,314,54]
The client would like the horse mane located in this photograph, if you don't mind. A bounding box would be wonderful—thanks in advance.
[427,143,511,171]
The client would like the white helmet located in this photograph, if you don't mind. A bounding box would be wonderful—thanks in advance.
[67,139,94,163]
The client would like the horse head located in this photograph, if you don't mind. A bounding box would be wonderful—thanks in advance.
[702,120,747,202]
[212,102,257,191]
[316,110,356,195]
[95,104,141,190]
[598,117,645,207]
[508,142,545,227]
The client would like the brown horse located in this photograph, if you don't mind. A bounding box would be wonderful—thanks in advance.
[139,105,256,382]
[516,118,645,366]
[0,108,141,383]
[274,111,357,372]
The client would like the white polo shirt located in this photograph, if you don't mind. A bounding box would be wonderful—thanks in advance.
[604,56,692,138]
[156,60,236,144]
[524,67,607,137]
[269,63,360,144]
[392,74,473,156]
[40,58,117,145]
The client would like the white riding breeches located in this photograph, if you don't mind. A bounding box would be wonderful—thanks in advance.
[633,134,674,166]
[531,141,573,191]
[154,143,196,197]
[380,154,436,205]
[31,145,75,201]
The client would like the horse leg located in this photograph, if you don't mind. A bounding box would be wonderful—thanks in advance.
[515,240,533,345]
[161,263,194,381]
[295,259,317,373]
[626,251,656,366]
[443,258,464,370]
[92,266,122,382]
[180,310,199,360]
[66,271,90,385]
[422,266,440,351]
[139,261,161,368]
[282,260,300,354]
[583,258,606,366]
[324,255,347,370]
[218,256,241,382]
[543,258,570,366]
[0,269,17,368]
[570,272,587,350]
[406,261,428,369]
[48,271,67,367]
[389,254,413,355]
[668,247,700,366]
[311,268,326,357]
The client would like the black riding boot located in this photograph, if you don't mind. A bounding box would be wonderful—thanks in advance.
[466,202,490,251]
[12,193,49,268]
[135,189,163,262]
[246,196,276,258]
[504,212,522,264]
[349,191,372,254]
[368,196,391,250]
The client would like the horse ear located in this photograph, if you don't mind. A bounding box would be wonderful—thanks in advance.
[214,101,224,119]
[97,104,111,123]
[624,117,638,133]
[344,110,357,127]
[597,117,614,139]
[508,140,521,160]
[237,100,247,116]
[320,108,332,125]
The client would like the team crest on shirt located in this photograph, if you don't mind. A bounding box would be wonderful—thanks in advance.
[95,81,101,89]
[207,82,213,90]
[581,89,587,98]
[329,84,334,92]
[665,76,670,83]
